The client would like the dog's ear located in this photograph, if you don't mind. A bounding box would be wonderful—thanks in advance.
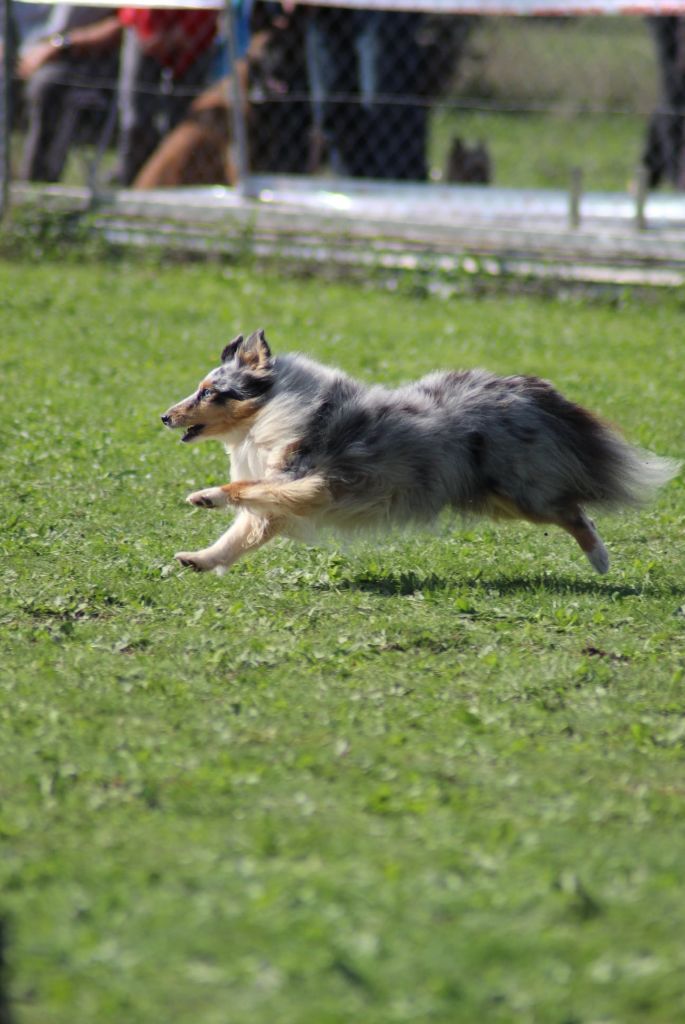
[221,334,244,364]
[237,329,271,371]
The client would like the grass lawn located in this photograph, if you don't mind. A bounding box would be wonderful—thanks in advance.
[1,253,684,1023]
[429,109,647,192]
[430,18,657,190]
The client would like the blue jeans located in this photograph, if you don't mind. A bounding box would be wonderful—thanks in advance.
[305,10,427,181]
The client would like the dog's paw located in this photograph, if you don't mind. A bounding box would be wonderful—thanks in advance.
[186,487,227,509]
[587,540,610,575]
[175,551,213,572]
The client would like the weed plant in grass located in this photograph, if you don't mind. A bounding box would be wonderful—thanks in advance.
[1,256,684,1023]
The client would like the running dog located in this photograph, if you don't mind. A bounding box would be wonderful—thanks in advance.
[161,330,679,575]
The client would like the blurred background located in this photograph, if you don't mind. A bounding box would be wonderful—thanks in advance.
[3,2,683,198]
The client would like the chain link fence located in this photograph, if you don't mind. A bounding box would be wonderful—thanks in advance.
[3,3,681,190]
[5,0,685,279]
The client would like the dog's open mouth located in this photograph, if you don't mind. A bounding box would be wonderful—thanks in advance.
[181,424,205,443]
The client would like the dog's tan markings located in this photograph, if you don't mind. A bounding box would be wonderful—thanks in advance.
[481,495,610,577]
[486,493,529,522]
[164,398,192,424]
[187,478,331,516]
[188,491,219,508]
[230,398,262,423]
[237,329,271,371]
[484,495,610,575]
[218,476,331,517]
[562,516,597,553]
[174,398,262,441]
[241,351,261,370]
[558,508,610,574]
[558,511,608,569]
[220,482,249,504]
[276,440,305,474]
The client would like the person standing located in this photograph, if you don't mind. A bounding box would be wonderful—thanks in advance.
[18,4,119,182]
[305,7,428,181]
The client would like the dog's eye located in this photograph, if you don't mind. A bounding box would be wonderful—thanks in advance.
[198,388,214,401]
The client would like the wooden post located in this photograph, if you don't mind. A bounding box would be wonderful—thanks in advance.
[569,167,582,229]
[635,165,648,231]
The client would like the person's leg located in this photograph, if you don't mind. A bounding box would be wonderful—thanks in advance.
[20,60,74,181]
[306,10,362,175]
[645,17,685,188]
[316,11,427,181]
[365,12,427,180]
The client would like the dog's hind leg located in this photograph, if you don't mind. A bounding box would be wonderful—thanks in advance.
[488,494,609,574]
[187,475,332,518]
[557,506,609,575]
[175,511,279,574]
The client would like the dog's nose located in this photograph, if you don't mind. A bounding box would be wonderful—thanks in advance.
[161,413,171,426]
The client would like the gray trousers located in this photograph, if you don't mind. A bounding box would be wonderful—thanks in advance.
[20,53,118,182]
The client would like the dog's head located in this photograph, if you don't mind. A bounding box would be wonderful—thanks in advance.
[161,329,273,443]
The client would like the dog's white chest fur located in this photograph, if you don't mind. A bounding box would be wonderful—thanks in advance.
[227,437,267,482]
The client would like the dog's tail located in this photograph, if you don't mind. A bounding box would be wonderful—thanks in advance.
[586,428,680,509]
[531,379,680,510]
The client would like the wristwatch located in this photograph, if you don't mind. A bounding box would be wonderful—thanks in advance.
[49,33,73,53]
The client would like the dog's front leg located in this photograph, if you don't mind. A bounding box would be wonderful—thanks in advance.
[186,485,232,509]
[175,511,278,574]
[187,475,330,517]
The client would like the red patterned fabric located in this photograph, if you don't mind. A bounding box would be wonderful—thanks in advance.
[118,9,218,78]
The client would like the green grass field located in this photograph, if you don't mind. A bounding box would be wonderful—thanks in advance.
[429,110,646,192]
[1,253,685,1023]
[430,17,657,190]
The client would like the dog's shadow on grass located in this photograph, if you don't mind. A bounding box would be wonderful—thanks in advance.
[320,571,446,597]
[477,575,685,599]
[318,570,685,600]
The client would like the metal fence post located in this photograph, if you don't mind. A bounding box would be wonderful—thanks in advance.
[635,165,648,231]
[568,167,582,230]
[0,0,12,221]
[224,0,250,196]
